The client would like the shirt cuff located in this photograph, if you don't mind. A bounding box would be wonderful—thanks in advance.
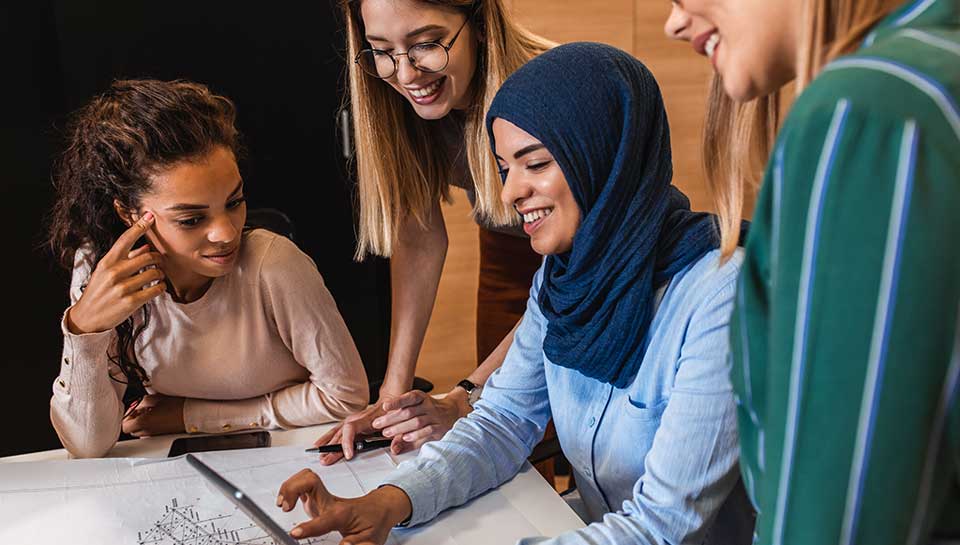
[380,465,444,527]
[182,396,272,434]
[57,308,116,394]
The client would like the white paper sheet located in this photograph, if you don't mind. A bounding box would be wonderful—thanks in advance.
[0,446,386,544]
[0,446,553,545]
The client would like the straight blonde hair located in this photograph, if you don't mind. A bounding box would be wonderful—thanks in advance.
[703,78,780,260]
[708,0,901,259]
[342,0,553,258]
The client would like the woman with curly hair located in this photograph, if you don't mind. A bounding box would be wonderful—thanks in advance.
[47,79,369,458]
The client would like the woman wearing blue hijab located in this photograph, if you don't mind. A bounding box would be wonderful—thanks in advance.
[277,42,752,545]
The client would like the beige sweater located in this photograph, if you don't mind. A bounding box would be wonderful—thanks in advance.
[51,229,369,458]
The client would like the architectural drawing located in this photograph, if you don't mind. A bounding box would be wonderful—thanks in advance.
[0,445,574,544]
[136,497,331,545]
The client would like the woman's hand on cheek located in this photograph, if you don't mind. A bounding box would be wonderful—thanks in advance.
[121,394,186,437]
[66,212,166,335]
[277,469,411,543]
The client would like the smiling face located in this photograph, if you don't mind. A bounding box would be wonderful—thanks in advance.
[359,0,479,120]
[494,118,580,255]
[127,146,247,297]
[667,0,798,101]
[664,0,715,42]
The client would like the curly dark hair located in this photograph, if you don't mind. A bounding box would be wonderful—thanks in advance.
[47,79,241,397]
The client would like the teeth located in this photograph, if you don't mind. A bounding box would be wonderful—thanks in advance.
[522,208,552,224]
[410,78,443,98]
[705,33,720,58]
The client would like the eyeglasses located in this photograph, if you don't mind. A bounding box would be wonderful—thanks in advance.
[355,16,471,79]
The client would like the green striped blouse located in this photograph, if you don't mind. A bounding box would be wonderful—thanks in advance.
[731,1,960,544]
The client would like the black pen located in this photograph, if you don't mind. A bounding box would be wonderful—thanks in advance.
[305,438,393,454]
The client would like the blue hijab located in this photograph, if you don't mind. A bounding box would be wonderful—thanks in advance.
[486,42,725,388]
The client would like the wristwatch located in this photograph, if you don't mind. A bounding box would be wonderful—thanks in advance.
[456,379,484,408]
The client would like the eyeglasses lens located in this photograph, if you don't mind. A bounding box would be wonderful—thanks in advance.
[358,42,448,78]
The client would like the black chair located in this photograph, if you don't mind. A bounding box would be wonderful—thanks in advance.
[245,208,296,240]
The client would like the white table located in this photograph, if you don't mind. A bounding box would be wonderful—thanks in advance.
[0,423,585,544]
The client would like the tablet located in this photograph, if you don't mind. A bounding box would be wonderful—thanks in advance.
[185,453,299,545]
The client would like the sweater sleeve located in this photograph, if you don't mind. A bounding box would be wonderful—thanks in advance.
[183,236,369,431]
[49,252,127,458]
[258,235,369,426]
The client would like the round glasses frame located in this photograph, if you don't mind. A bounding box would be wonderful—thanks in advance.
[355,16,471,79]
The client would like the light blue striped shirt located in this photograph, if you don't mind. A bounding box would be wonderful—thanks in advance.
[383,249,754,545]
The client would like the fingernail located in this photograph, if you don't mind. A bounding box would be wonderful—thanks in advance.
[403,434,413,441]
[143,211,154,222]
[276,495,283,507]
[382,429,393,437]
[290,527,303,538]
[372,418,383,427]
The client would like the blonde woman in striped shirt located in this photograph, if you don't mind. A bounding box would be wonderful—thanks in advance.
[670,0,960,544]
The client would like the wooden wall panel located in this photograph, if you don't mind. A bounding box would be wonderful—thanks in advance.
[507,0,634,53]
[634,0,715,212]
[509,0,715,212]
[419,193,480,392]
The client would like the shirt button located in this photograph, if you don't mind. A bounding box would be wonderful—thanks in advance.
[587,416,596,428]
[58,379,66,388]
[222,424,232,431]
[188,426,199,433]
[249,422,258,428]
[63,357,70,366]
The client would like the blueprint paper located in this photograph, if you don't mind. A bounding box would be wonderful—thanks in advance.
[0,446,544,545]
[0,446,392,544]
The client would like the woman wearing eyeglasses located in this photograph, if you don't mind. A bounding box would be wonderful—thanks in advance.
[314,0,555,461]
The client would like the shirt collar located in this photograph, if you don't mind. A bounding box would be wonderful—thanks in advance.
[863,0,960,48]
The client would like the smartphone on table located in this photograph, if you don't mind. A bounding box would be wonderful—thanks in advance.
[168,431,271,457]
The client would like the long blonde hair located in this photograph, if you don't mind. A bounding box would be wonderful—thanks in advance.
[708,0,901,259]
[703,78,780,260]
[342,0,552,258]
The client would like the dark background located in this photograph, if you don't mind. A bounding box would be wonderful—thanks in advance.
[0,1,391,457]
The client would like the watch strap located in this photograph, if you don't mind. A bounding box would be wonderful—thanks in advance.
[456,379,479,394]
[457,379,484,407]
